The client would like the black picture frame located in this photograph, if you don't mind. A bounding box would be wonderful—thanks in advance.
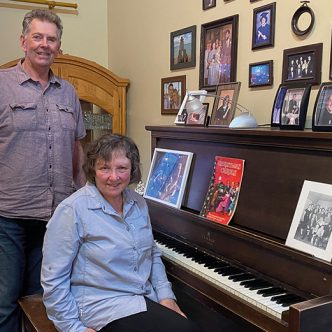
[330,32,332,80]
[252,2,276,50]
[249,60,273,87]
[279,83,312,130]
[282,43,323,85]
[170,25,196,70]
[161,75,186,115]
[185,103,209,127]
[271,84,288,127]
[202,0,216,10]
[199,15,239,91]
[312,82,332,132]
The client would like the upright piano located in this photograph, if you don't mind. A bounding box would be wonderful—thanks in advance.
[145,125,332,332]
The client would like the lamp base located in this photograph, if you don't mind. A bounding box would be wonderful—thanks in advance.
[229,112,258,128]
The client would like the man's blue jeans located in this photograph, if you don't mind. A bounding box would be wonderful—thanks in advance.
[0,216,46,332]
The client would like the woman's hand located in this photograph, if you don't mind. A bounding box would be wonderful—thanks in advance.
[86,329,96,332]
[159,298,187,318]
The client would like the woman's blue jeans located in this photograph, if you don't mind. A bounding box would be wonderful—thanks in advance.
[0,216,46,332]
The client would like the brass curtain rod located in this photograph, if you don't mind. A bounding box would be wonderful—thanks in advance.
[10,0,77,9]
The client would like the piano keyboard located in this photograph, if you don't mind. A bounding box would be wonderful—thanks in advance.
[155,234,305,320]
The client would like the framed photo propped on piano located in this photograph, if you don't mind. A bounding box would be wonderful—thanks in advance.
[144,148,193,209]
[286,180,332,262]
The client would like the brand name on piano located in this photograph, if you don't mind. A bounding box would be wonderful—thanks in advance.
[203,231,215,245]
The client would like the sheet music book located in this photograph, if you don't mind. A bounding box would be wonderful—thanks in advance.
[200,156,245,225]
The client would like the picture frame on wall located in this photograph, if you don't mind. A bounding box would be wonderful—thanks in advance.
[209,82,241,127]
[199,15,239,91]
[312,82,332,131]
[144,148,193,209]
[330,32,332,80]
[271,84,288,127]
[252,2,276,50]
[282,43,323,85]
[202,0,216,10]
[286,180,332,263]
[161,75,186,115]
[249,60,273,87]
[185,103,209,126]
[170,25,196,70]
[279,83,311,130]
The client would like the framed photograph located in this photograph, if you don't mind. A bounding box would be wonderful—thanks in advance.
[330,33,332,80]
[209,82,241,127]
[282,43,323,85]
[249,60,273,87]
[280,84,311,130]
[286,180,332,262]
[199,15,239,91]
[185,103,209,126]
[252,2,276,50]
[144,148,193,208]
[312,82,332,131]
[161,75,186,115]
[271,84,288,127]
[170,25,196,70]
[202,0,216,10]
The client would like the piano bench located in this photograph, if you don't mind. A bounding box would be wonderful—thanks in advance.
[19,294,57,332]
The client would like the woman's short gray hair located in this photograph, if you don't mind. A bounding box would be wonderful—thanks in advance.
[83,134,142,185]
[22,9,63,40]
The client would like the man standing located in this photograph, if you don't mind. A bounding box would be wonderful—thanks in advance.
[318,92,332,125]
[0,9,86,332]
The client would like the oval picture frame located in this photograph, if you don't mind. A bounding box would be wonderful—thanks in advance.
[291,3,315,36]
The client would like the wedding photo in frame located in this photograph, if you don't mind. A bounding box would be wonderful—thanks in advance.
[252,2,275,50]
[170,25,196,70]
[143,148,193,209]
[312,82,332,131]
[209,82,241,127]
[279,84,311,130]
[199,15,239,91]
[286,180,332,263]
[202,0,216,10]
[282,43,323,85]
[249,60,273,87]
[185,103,209,126]
[271,84,288,127]
[161,75,186,115]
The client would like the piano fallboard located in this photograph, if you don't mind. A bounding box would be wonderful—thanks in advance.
[146,126,332,332]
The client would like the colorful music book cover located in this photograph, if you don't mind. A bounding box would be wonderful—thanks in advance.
[200,156,245,225]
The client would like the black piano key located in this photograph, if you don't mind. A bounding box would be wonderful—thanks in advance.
[240,278,264,287]
[271,293,298,304]
[248,281,273,290]
[215,266,244,276]
[257,287,285,296]
[280,296,305,307]
[228,273,254,282]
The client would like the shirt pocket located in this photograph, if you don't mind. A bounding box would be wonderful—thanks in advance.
[10,102,37,131]
[57,104,76,131]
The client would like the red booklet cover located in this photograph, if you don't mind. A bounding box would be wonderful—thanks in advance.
[200,156,245,225]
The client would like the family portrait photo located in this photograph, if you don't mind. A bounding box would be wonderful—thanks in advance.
[286,180,332,262]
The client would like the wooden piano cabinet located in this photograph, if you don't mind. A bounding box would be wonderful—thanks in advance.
[146,126,332,332]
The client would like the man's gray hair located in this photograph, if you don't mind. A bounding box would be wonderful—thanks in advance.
[22,9,63,40]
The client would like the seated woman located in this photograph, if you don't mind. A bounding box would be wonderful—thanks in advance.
[41,134,197,332]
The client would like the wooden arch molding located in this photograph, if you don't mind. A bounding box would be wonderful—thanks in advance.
[0,54,129,134]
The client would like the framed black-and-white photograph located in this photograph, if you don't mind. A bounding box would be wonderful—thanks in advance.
[282,43,323,85]
[279,84,311,130]
[312,82,332,131]
[199,15,239,91]
[286,180,332,262]
[185,103,209,127]
[203,0,216,10]
[249,60,273,87]
[170,25,196,70]
[144,148,193,209]
[161,75,186,115]
[271,84,288,127]
[209,82,241,127]
[252,2,276,50]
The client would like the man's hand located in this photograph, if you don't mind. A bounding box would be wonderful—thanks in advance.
[159,298,187,318]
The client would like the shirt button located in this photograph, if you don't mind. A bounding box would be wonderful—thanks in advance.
[134,267,137,272]
[49,145,52,149]
[48,126,51,131]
